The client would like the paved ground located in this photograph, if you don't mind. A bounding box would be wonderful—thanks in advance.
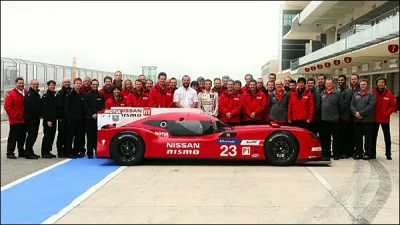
[55,114,398,224]
[1,114,398,224]
[1,120,64,186]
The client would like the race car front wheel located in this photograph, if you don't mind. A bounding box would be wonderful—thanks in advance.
[264,131,299,166]
[110,131,145,166]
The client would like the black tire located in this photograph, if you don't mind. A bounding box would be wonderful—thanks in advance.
[110,131,145,166]
[264,131,299,166]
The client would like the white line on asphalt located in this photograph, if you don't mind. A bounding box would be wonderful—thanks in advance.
[1,130,44,143]
[41,166,128,224]
[306,167,359,221]
[1,159,71,192]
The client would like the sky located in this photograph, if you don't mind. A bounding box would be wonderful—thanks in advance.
[1,1,282,82]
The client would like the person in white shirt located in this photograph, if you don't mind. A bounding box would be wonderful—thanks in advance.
[174,75,199,108]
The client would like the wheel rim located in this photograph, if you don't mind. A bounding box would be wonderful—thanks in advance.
[271,140,294,160]
[118,140,136,158]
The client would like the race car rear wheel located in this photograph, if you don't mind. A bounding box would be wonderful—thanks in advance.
[264,131,299,166]
[110,131,145,166]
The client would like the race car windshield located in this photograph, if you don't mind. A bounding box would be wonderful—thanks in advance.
[212,120,234,132]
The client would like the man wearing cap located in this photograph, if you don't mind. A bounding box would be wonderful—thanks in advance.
[371,77,396,160]
[288,77,314,130]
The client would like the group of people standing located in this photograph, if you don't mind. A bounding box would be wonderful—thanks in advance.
[4,71,397,162]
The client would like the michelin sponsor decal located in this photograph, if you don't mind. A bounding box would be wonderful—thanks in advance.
[216,139,241,144]
[240,140,265,146]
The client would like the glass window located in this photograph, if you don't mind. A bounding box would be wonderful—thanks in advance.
[167,120,213,136]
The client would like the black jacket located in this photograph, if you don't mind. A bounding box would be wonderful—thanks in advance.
[83,90,105,118]
[42,89,57,122]
[65,89,85,120]
[56,86,72,120]
[24,88,43,122]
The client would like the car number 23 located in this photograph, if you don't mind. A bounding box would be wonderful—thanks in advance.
[220,145,237,157]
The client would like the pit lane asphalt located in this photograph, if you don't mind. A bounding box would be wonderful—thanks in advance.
[1,115,398,224]
[1,120,64,186]
[55,114,399,224]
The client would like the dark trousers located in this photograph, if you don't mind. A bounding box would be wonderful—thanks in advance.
[65,118,85,156]
[339,119,352,157]
[320,121,340,157]
[82,119,86,153]
[56,120,67,155]
[372,123,391,157]
[292,120,309,130]
[86,118,98,157]
[6,123,27,156]
[309,120,319,135]
[348,121,356,156]
[41,120,57,155]
[354,122,374,156]
[25,119,40,155]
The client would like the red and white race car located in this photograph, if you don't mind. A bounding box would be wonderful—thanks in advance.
[96,107,330,166]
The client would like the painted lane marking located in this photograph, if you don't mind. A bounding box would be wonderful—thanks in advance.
[42,166,127,224]
[1,130,43,142]
[1,159,71,192]
[306,167,361,223]
[1,158,122,224]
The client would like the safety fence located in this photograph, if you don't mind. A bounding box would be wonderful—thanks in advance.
[1,57,138,94]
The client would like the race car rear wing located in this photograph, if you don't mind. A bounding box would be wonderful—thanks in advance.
[97,107,201,130]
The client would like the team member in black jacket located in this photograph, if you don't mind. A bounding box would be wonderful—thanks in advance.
[320,79,345,161]
[40,80,57,158]
[83,79,105,158]
[55,78,72,158]
[24,79,43,159]
[65,77,86,158]
[337,75,353,158]
[350,79,377,160]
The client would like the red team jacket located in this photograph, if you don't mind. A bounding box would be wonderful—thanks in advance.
[105,97,126,109]
[372,88,396,123]
[218,91,243,123]
[4,88,28,124]
[242,90,266,121]
[99,87,113,101]
[288,88,315,122]
[148,83,174,108]
[126,89,150,107]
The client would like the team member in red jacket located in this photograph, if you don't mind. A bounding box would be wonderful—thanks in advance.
[371,77,396,160]
[121,79,133,98]
[105,86,127,109]
[126,79,150,107]
[4,77,28,159]
[99,76,113,101]
[242,79,266,125]
[149,72,174,108]
[288,77,314,129]
[218,79,243,125]
[241,74,252,93]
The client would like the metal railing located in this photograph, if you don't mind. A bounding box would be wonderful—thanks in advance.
[1,57,138,92]
[289,6,400,70]
[338,6,399,40]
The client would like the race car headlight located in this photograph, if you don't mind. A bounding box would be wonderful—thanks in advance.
[311,147,322,151]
